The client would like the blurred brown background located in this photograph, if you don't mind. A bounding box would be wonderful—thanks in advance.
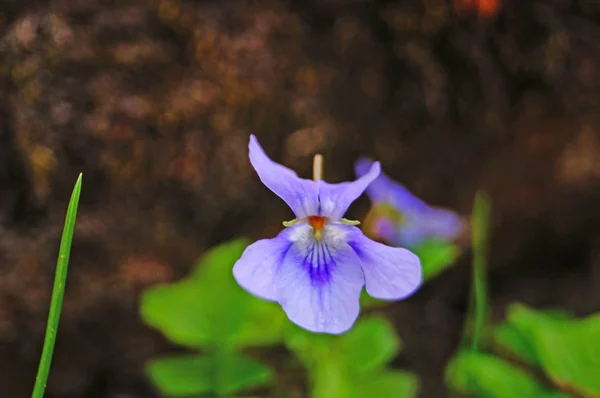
[1,0,600,396]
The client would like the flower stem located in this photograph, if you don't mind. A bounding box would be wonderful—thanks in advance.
[469,191,490,351]
[31,174,82,398]
[313,154,323,182]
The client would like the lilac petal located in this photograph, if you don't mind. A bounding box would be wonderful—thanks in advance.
[355,158,426,212]
[318,161,381,219]
[249,135,319,219]
[275,226,365,334]
[356,158,463,246]
[346,226,422,300]
[372,217,397,242]
[355,158,389,203]
[399,207,464,247]
[233,227,296,301]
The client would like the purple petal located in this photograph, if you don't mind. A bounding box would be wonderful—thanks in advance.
[398,207,464,247]
[355,158,426,212]
[249,135,319,219]
[372,217,396,242]
[233,227,296,301]
[346,226,422,300]
[356,158,464,246]
[275,226,365,334]
[318,161,381,219]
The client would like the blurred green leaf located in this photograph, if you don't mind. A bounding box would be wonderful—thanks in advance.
[340,316,400,373]
[285,324,353,398]
[141,280,211,346]
[147,355,212,396]
[412,239,461,281]
[499,304,600,397]
[312,357,349,398]
[284,323,333,366]
[539,310,574,321]
[285,316,417,398]
[189,239,247,281]
[492,308,572,366]
[140,238,286,348]
[146,352,272,396]
[355,371,419,398]
[359,290,386,309]
[493,321,540,366]
[446,351,570,398]
[285,316,400,373]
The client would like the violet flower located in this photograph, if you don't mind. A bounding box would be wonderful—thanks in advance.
[355,158,464,248]
[233,136,421,334]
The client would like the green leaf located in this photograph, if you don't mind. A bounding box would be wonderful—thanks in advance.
[146,352,272,396]
[147,355,213,396]
[494,307,575,366]
[446,351,570,398]
[311,357,349,398]
[340,316,400,373]
[501,304,600,397]
[412,239,461,281]
[285,316,416,398]
[32,174,82,398]
[284,323,333,366]
[141,280,214,347]
[189,239,248,281]
[359,289,386,309]
[355,371,419,398]
[140,238,286,348]
[493,321,540,366]
[284,316,400,373]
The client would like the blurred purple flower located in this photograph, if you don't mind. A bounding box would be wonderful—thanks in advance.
[233,135,421,334]
[355,158,464,248]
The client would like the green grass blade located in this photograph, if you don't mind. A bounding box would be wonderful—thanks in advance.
[469,191,491,351]
[31,173,82,398]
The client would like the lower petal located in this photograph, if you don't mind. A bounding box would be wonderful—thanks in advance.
[233,228,295,301]
[346,227,422,300]
[275,238,365,334]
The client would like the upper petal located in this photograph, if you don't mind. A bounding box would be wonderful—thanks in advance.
[355,158,426,212]
[249,135,319,219]
[275,225,365,334]
[233,227,297,301]
[318,160,381,219]
[345,226,422,300]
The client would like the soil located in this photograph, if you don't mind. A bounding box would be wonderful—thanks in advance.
[0,0,599,397]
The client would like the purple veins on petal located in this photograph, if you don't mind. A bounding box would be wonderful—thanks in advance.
[233,227,295,301]
[355,157,464,247]
[275,227,365,334]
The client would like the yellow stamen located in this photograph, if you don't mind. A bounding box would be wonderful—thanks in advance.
[340,218,361,226]
[313,154,323,182]
[283,218,299,227]
[314,229,322,240]
[309,215,325,240]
